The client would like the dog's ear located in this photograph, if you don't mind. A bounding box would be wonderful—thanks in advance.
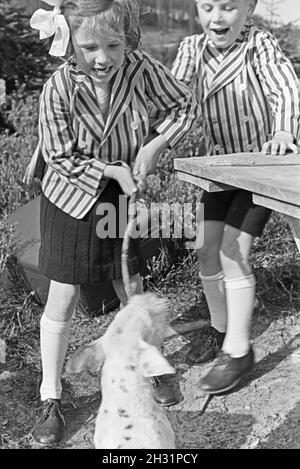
[138,339,175,377]
[65,337,105,373]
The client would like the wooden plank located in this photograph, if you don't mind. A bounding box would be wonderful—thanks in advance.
[253,194,300,219]
[250,195,300,252]
[175,153,300,167]
[176,171,235,192]
[285,216,300,253]
[165,319,208,340]
[174,160,300,206]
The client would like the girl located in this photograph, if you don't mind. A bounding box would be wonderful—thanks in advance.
[27,0,198,445]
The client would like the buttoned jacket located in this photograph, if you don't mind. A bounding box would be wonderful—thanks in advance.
[34,50,199,218]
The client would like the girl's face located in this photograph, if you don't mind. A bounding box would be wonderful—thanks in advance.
[195,0,252,49]
[71,17,126,84]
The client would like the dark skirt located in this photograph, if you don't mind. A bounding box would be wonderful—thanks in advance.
[39,181,144,284]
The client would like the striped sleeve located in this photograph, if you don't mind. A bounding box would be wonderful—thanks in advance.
[143,53,200,147]
[39,77,106,198]
[171,35,199,86]
[253,31,300,139]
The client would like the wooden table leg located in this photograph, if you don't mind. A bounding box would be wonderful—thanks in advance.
[285,216,300,253]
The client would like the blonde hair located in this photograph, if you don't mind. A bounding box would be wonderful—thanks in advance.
[61,0,141,51]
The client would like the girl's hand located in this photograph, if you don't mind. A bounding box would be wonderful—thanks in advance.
[132,147,158,194]
[262,131,299,156]
[103,163,137,197]
[133,134,168,194]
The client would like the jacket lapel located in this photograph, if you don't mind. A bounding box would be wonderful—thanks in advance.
[102,52,147,142]
[73,80,105,145]
[203,24,254,101]
[68,65,105,144]
[67,52,146,146]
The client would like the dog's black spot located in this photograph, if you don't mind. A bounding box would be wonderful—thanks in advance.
[118,408,129,418]
[116,327,122,334]
[124,436,131,441]
[125,424,133,430]
[119,384,128,393]
[127,365,136,371]
[103,409,108,414]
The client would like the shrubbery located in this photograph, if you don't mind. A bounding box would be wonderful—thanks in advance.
[0,0,54,94]
[0,0,55,131]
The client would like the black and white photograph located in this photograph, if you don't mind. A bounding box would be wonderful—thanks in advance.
[0,0,300,452]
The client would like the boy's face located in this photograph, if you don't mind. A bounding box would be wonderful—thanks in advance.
[72,17,126,85]
[195,0,253,49]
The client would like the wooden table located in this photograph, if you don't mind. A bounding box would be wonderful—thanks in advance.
[174,153,300,251]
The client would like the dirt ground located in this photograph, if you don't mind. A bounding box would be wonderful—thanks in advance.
[1,299,300,450]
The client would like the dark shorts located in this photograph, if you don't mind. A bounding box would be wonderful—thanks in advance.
[201,189,271,237]
[39,181,144,284]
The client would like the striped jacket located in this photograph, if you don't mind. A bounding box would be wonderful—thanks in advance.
[34,50,199,219]
[171,24,300,156]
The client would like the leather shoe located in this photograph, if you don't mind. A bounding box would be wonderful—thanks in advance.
[30,398,65,445]
[186,326,225,365]
[199,347,254,394]
[151,375,179,407]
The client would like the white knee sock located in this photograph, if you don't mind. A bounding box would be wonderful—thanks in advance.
[40,314,73,401]
[222,274,256,358]
[200,271,227,333]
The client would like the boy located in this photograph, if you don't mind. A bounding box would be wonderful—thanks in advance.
[172,0,300,394]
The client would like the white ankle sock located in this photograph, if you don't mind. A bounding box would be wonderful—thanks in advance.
[222,274,256,358]
[40,314,72,401]
[200,271,227,333]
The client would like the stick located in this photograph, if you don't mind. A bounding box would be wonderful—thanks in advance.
[121,191,138,299]
[199,394,213,415]
[165,319,209,339]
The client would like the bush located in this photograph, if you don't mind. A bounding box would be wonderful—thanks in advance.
[0,0,54,93]
[0,217,14,275]
[0,93,40,217]
[6,86,40,136]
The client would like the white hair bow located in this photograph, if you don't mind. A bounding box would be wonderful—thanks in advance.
[30,0,70,57]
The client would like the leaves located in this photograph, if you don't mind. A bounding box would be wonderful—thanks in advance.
[0,0,54,93]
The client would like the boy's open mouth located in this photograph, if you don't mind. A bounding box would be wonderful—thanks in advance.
[211,28,230,37]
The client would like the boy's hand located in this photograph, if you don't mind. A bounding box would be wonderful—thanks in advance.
[103,163,137,197]
[262,131,299,156]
